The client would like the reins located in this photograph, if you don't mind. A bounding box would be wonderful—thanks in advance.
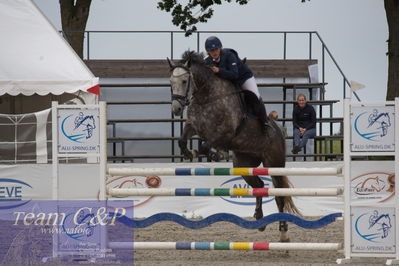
[171,65,243,107]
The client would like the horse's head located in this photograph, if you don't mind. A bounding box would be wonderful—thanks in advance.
[167,57,192,116]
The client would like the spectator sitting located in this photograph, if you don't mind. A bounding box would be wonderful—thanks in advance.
[268,110,286,137]
[292,94,316,154]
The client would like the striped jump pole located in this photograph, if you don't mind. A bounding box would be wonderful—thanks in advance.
[108,187,343,197]
[107,167,342,177]
[108,241,342,251]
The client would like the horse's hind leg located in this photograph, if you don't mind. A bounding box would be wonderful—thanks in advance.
[263,160,290,243]
[274,182,290,243]
[232,152,265,231]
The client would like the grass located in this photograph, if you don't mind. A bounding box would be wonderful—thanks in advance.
[314,139,343,161]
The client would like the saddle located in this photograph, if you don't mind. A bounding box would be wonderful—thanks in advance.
[234,87,271,136]
[236,88,266,120]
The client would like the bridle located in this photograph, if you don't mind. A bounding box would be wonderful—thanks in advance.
[170,66,192,107]
[170,64,243,107]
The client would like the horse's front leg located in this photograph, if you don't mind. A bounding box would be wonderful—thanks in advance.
[199,142,228,162]
[178,122,198,160]
[275,194,290,243]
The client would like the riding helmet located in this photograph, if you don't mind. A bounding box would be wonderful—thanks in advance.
[205,36,222,51]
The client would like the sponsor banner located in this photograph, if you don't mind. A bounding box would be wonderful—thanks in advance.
[0,164,100,219]
[351,206,395,254]
[351,161,395,205]
[0,178,33,210]
[0,162,343,217]
[0,200,134,265]
[351,105,395,152]
[58,109,100,153]
[108,161,343,217]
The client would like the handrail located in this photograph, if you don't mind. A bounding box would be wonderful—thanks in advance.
[101,82,327,87]
[107,117,343,124]
[60,30,359,101]
[106,100,339,105]
[313,32,360,101]
[107,135,343,142]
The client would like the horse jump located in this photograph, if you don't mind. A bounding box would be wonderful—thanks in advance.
[107,167,342,176]
[105,165,343,251]
[109,241,342,251]
[108,187,342,197]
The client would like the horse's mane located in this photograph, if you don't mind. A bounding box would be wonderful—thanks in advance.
[180,50,206,66]
[179,50,219,89]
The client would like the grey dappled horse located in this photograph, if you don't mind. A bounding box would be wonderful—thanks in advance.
[167,51,300,242]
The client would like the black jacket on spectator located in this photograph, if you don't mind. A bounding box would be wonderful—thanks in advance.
[292,103,316,130]
[205,48,253,86]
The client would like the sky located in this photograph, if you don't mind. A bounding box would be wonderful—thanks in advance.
[33,0,388,103]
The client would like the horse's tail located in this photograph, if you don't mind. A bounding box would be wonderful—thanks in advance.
[280,175,302,216]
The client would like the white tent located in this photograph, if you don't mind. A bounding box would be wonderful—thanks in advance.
[0,0,99,109]
[0,0,100,163]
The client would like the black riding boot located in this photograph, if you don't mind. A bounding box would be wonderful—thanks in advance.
[258,97,272,134]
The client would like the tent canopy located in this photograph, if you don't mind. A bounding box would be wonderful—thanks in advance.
[0,0,99,98]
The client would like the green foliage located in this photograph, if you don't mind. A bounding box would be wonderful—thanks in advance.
[315,139,343,161]
[315,139,339,153]
[157,0,249,36]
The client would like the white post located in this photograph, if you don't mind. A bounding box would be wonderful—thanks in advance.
[99,101,107,201]
[99,101,108,256]
[51,101,59,259]
[337,98,352,264]
[51,101,59,201]
[395,97,399,262]
[387,98,399,265]
[344,98,352,261]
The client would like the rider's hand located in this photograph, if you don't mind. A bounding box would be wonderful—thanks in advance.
[211,66,219,73]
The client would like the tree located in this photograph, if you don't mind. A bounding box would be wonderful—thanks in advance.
[59,0,92,59]
[384,0,399,100]
[157,0,248,36]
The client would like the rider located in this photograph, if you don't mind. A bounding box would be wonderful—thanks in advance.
[204,36,270,131]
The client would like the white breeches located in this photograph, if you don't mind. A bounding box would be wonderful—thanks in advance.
[242,76,260,99]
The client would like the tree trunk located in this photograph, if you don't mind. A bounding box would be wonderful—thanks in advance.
[385,0,399,100]
[59,0,92,59]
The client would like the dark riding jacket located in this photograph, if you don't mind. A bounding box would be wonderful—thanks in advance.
[292,103,316,130]
[205,48,253,86]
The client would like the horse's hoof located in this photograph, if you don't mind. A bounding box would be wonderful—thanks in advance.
[209,152,219,162]
[253,211,263,220]
[253,212,265,231]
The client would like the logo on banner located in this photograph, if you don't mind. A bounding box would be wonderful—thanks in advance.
[219,176,274,205]
[0,178,32,209]
[355,210,392,242]
[61,112,96,143]
[354,109,391,142]
[60,209,98,242]
[352,172,395,202]
[105,176,162,207]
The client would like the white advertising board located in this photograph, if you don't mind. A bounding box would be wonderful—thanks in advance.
[58,109,100,153]
[351,105,395,152]
[350,161,395,206]
[351,206,395,254]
